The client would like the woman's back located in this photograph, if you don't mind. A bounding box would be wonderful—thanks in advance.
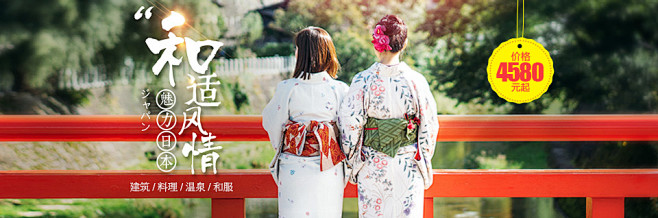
[284,72,348,124]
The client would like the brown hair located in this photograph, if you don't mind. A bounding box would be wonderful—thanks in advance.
[292,27,340,80]
[376,15,407,53]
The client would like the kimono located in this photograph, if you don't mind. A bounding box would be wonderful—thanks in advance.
[262,71,349,218]
[338,62,439,217]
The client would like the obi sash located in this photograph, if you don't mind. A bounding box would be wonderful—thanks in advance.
[363,114,420,158]
[283,120,346,171]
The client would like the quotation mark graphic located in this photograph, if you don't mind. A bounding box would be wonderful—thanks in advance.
[134,6,154,20]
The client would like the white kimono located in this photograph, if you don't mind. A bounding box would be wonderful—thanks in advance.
[262,71,349,218]
[338,62,439,217]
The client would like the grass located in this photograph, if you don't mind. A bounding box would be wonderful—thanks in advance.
[0,199,185,218]
[0,141,275,218]
[504,142,549,169]
[1,139,556,217]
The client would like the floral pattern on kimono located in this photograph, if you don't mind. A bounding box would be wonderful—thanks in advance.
[339,61,439,189]
[338,62,439,217]
[262,71,350,218]
[262,71,350,184]
[283,120,346,171]
[357,145,423,217]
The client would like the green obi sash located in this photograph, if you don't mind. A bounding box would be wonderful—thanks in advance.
[363,115,418,157]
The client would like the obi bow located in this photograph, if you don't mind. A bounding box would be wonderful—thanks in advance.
[284,120,346,171]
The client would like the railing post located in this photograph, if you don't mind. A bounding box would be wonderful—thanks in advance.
[212,198,245,218]
[586,197,624,218]
[424,197,434,218]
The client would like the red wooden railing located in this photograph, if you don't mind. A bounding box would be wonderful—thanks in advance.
[1,115,658,218]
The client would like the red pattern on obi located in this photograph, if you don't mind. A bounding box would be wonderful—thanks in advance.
[283,120,346,171]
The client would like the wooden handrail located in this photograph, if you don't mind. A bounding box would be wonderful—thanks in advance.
[0,169,656,198]
[1,115,658,141]
[1,115,657,217]
[0,169,655,217]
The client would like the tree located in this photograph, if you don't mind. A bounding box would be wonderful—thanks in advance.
[0,0,226,93]
[420,0,658,113]
[270,0,428,82]
[241,12,264,46]
[419,2,658,216]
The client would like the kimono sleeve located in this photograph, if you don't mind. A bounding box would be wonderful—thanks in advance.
[262,81,293,150]
[415,75,439,161]
[338,74,367,168]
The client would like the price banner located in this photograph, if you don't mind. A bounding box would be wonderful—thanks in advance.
[487,37,554,104]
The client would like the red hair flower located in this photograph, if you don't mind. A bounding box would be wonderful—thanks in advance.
[372,25,392,52]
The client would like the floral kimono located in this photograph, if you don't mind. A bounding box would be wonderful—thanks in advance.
[262,71,349,217]
[338,62,439,217]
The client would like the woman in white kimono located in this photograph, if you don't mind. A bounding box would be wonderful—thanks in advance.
[262,27,349,218]
[338,15,439,217]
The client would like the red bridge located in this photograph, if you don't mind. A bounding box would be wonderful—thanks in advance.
[1,115,657,217]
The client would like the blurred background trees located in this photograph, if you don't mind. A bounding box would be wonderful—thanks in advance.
[2,0,656,113]
[0,0,226,93]
[0,0,656,217]
[421,0,658,114]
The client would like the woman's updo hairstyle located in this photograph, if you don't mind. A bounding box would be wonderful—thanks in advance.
[375,15,407,53]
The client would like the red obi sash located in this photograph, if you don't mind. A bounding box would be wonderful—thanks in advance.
[283,120,346,171]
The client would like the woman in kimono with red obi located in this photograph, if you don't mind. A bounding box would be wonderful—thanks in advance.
[338,15,439,217]
[262,27,349,218]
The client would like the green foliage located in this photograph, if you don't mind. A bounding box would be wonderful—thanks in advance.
[270,0,428,84]
[223,46,258,58]
[503,143,549,169]
[53,88,91,107]
[271,0,366,34]
[96,199,183,218]
[0,0,226,92]
[470,150,523,169]
[0,199,184,217]
[625,198,658,218]
[179,0,228,40]
[0,0,128,91]
[230,81,249,111]
[332,30,378,82]
[574,142,658,169]
[254,42,295,57]
[240,12,264,46]
[420,0,658,113]
[234,46,257,58]
[218,141,274,169]
[462,142,549,170]
[555,198,585,218]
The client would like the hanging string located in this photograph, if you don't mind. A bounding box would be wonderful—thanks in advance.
[516,0,525,38]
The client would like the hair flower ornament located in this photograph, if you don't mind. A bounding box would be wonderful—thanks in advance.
[372,25,392,52]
